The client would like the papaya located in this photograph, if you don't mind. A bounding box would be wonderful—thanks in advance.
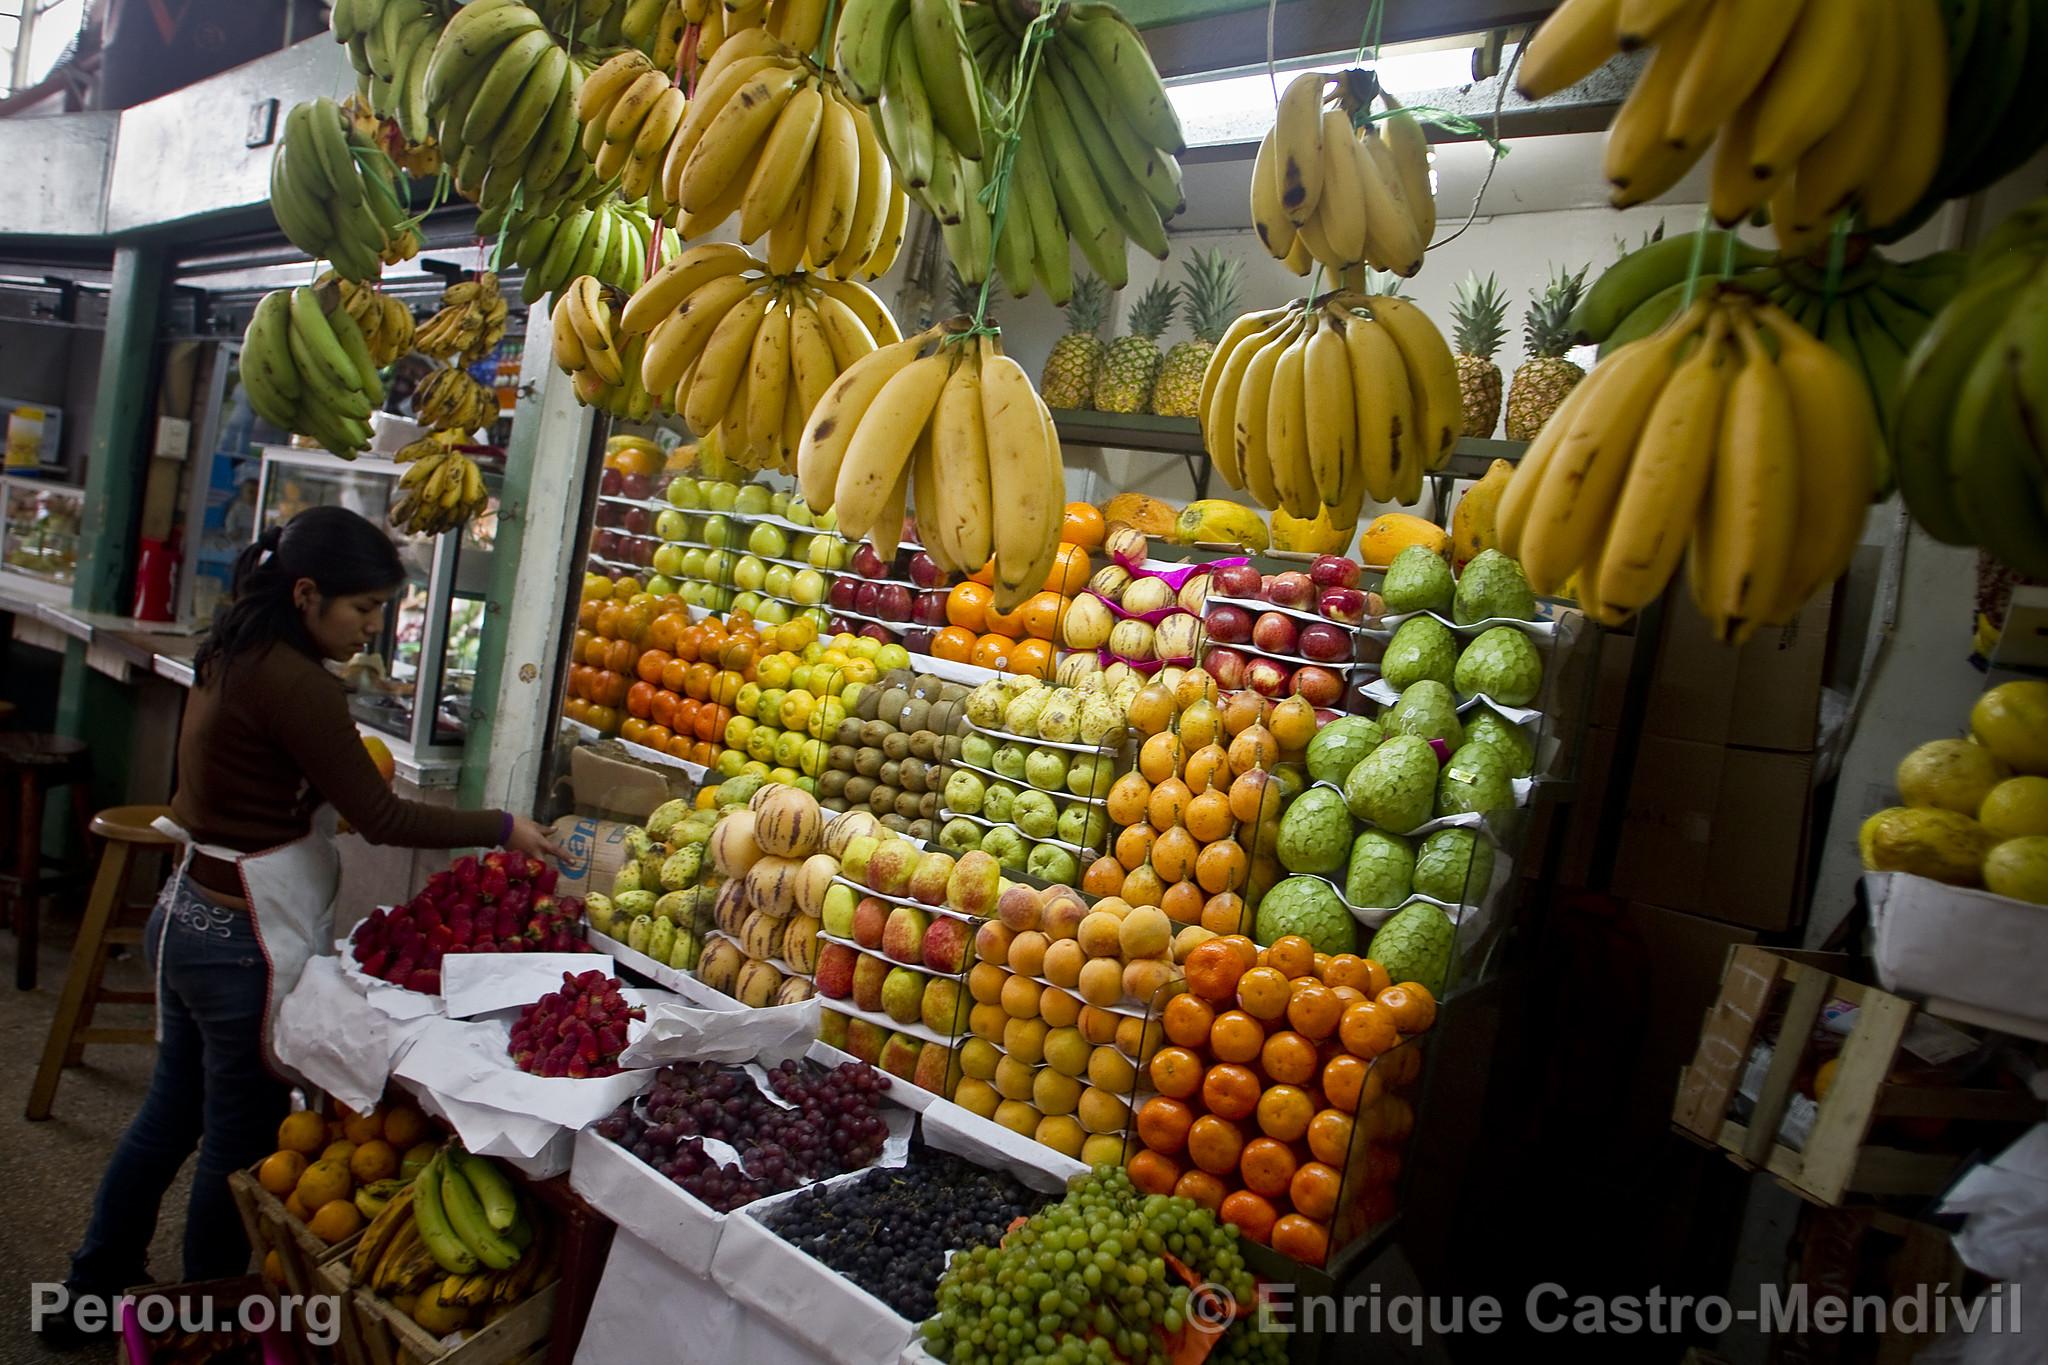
[1450,459,1514,569]
[1360,512,1449,567]
[1170,500,1270,551]
[1103,492,1179,537]
[1272,505,1352,555]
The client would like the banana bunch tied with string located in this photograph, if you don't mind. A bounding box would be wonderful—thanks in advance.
[506,197,670,305]
[415,366,501,435]
[1251,70,1434,279]
[619,242,902,470]
[681,0,838,60]
[796,324,1061,607]
[415,273,512,364]
[239,285,387,459]
[655,30,908,280]
[1197,290,1460,523]
[552,275,658,421]
[1495,287,1878,642]
[318,272,418,368]
[1518,0,1947,255]
[1889,198,2048,579]
[422,0,597,220]
[330,0,447,144]
[574,52,689,219]
[271,98,420,282]
[391,432,491,537]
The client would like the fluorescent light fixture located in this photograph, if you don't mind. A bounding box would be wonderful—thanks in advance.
[1166,45,1478,147]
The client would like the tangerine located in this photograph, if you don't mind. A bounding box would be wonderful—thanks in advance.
[1235,966,1292,1021]
[1187,1114,1246,1176]
[1217,934,1262,971]
[1377,983,1438,1033]
[1162,994,1216,1048]
[1062,502,1106,550]
[1306,1108,1356,1166]
[1322,1054,1380,1114]
[1290,1161,1343,1221]
[277,1111,327,1156]
[946,581,993,632]
[1254,1085,1315,1143]
[1286,983,1343,1040]
[1019,591,1068,641]
[1045,544,1093,596]
[308,1199,364,1244]
[1356,958,1394,997]
[1127,1148,1182,1196]
[1218,1190,1277,1245]
[258,1150,307,1197]
[970,634,1015,670]
[1265,935,1316,979]
[1339,1000,1400,1059]
[1149,1046,1204,1099]
[1173,1169,1228,1212]
[931,626,977,662]
[1239,1136,1297,1198]
[1260,1030,1320,1086]
[1208,1009,1266,1063]
[1009,639,1055,679]
[1201,1063,1262,1120]
[1182,940,1248,1003]
[1136,1097,1195,1155]
[1270,1213,1329,1266]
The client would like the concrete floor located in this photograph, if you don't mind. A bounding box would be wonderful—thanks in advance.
[0,920,194,1365]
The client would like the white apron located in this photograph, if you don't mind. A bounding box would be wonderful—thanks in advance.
[150,808,342,1085]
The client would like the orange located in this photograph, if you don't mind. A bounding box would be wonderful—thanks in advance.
[1235,966,1291,1021]
[983,597,1027,637]
[1260,1030,1320,1086]
[1062,502,1106,550]
[1376,983,1438,1034]
[1009,638,1055,679]
[1127,1148,1182,1196]
[1319,953,1368,990]
[284,1191,311,1221]
[1150,826,1199,882]
[1149,1046,1204,1099]
[321,1138,356,1166]
[258,1150,307,1197]
[1290,1162,1342,1223]
[1173,1169,1228,1212]
[1265,935,1315,979]
[636,649,672,685]
[946,581,993,632]
[1148,778,1192,832]
[308,1198,364,1244]
[1271,1213,1329,1266]
[1162,994,1216,1049]
[618,717,649,745]
[1255,1085,1315,1143]
[1380,1042,1424,1089]
[1218,1190,1277,1245]
[971,634,1016,670]
[1286,984,1343,1040]
[1139,733,1185,784]
[1019,591,1068,641]
[1127,684,1176,737]
[1268,696,1318,751]
[1160,880,1205,925]
[1107,773,1154,828]
[1227,770,1283,826]
[1121,864,1165,907]
[1184,791,1233,843]
[1307,1107,1356,1167]
[1082,856,1125,898]
[970,557,994,586]
[1201,1063,1262,1120]
[932,626,977,663]
[1136,1097,1195,1155]
[1184,743,1231,793]
[1187,1115,1246,1176]
[1356,958,1394,997]
[1239,1136,1297,1198]
[1045,543,1093,596]
[1208,1009,1265,1064]
[1182,940,1248,1003]
[1339,1001,1400,1059]
[625,682,656,720]
[1201,892,1248,935]
[293,1159,352,1210]
[277,1111,327,1157]
[1217,934,1261,971]
[349,1139,399,1184]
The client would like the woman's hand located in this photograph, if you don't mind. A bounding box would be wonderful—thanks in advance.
[505,814,570,863]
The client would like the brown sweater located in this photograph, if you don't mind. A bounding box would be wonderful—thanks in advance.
[174,641,505,896]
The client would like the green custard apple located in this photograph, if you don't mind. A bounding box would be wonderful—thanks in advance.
[1306,715,1386,788]
[1384,680,1463,748]
[1436,742,1516,817]
[1382,617,1459,690]
[1276,787,1356,875]
[1254,876,1359,956]
[1462,708,1535,777]
[1454,626,1543,706]
[1342,734,1439,833]
[1346,829,1416,909]
[1380,544,1454,615]
[1367,902,1455,996]
[1452,549,1537,625]
[1412,828,1495,904]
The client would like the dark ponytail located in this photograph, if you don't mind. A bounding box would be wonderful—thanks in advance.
[195,505,405,684]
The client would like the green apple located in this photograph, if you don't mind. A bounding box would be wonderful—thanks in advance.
[769,490,791,518]
[961,734,996,770]
[679,547,708,580]
[735,483,773,514]
[705,585,734,612]
[982,783,1018,824]
[792,568,828,605]
[733,556,767,592]
[804,608,832,633]
[701,550,731,582]
[733,590,763,617]
[664,478,700,508]
[1027,844,1079,885]
[748,523,790,559]
[1012,790,1059,839]
[874,643,911,673]
[755,598,792,625]
[786,499,815,528]
[702,515,733,548]
[704,481,740,512]
[763,563,796,599]
[655,509,690,542]
[1024,747,1070,791]
[992,743,1029,780]
[1057,805,1108,849]
[645,574,680,597]
[651,543,684,577]
[805,535,837,569]
[815,506,839,532]
[680,582,706,607]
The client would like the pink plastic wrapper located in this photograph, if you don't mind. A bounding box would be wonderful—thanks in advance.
[1096,647,1200,674]
[1083,591,1201,627]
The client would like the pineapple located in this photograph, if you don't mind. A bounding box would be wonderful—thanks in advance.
[1505,265,1589,442]
[1094,279,1179,414]
[1451,273,1508,439]
[1039,273,1109,410]
[1152,251,1241,418]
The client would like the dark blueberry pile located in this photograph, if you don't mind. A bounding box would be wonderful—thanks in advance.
[593,1059,891,1211]
[766,1147,1046,1322]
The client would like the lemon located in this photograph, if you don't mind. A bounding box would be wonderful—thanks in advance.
[1897,740,2010,813]
[1980,776,2048,839]
[1984,836,2048,905]
[1860,807,1996,884]
[1973,681,2048,775]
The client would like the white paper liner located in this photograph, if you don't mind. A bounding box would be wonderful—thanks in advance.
[335,918,445,1018]
[586,926,745,1009]
[621,992,822,1067]
[572,1228,822,1365]
[1358,677,1544,725]
[439,952,622,1019]
[1361,608,1559,639]
[273,956,438,1116]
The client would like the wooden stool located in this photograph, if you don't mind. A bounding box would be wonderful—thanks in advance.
[0,732,93,990]
[24,805,172,1120]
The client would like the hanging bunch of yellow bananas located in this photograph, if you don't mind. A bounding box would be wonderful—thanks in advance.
[681,0,838,61]
[320,272,418,368]
[552,275,658,422]
[1197,290,1460,521]
[617,0,689,69]
[575,51,689,216]
[391,433,492,537]
[271,98,420,283]
[1518,0,1947,254]
[797,326,1061,605]
[1497,289,1877,641]
[415,274,512,365]
[414,366,501,435]
[615,243,901,471]
[422,1,597,220]
[1251,71,1434,279]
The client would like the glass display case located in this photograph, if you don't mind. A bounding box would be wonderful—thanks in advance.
[1,475,84,586]
[253,445,500,772]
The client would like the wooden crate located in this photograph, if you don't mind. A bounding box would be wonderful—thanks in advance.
[1672,947,2042,1205]
[317,1253,554,1365]
[227,1168,358,1304]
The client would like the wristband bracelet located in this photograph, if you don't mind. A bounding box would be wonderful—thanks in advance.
[500,810,514,846]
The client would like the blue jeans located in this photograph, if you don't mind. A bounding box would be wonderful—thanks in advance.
[68,871,291,1289]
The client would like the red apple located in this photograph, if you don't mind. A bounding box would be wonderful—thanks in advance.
[850,544,887,578]
[1291,665,1345,707]
[1266,572,1316,609]
[908,551,942,588]
[1246,657,1292,698]
[598,468,624,497]
[1310,554,1360,589]
[1315,707,1344,726]
[855,582,883,616]
[1251,612,1300,656]
[1205,605,1253,644]
[629,537,658,566]
[859,623,897,644]
[1204,646,1248,690]
[619,472,653,502]
[827,615,855,636]
[1298,622,1353,662]
[620,506,650,536]
[875,584,915,622]
[913,591,950,625]
[829,578,860,610]
[1211,562,1263,599]
[593,529,623,559]
[1318,586,1369,624]
[903,626,935,655]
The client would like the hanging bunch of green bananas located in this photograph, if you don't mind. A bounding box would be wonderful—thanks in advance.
[353,1147,559,1325]
[423,0,596,219]
[270,98,419,283]
[331,0,448,143]
[552,275,657,421]
[1892,198,2048,579]
[239,285,387,459]
[505,197,671,305]
[1571,230,1778,354]
[415,273,512,364]
[415,365,501,434]
[391,433,492,536]
[320,271,418,368]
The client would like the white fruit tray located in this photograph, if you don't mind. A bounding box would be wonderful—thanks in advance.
[1866,872,2048,1039]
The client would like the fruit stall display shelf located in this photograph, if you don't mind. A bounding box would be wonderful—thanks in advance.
[829,874,983,926]
[1205,592,1365,630]
[317,1251,555,1365]
[614,736,710,782]
[992,964,1155,1023]
[704,928,812,981]
[949,759,1111,808]
[585,926,742,1009]
[961,719,1126,757]
[815,994,960,1050]
[940,809,1105,863]
[1197,629,1380,675]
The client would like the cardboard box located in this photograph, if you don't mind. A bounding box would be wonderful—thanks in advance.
[1611,736,1814,930]
[1644,591,1831,753]
[1619,903,1757,1145]
[570,744,679,819]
